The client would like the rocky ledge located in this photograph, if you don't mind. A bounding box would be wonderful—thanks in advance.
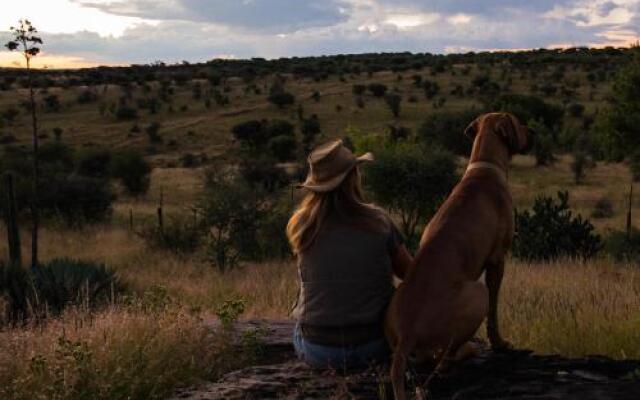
[173,320,640,400]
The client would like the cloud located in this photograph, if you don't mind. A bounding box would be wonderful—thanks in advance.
[1,0,638,68]
[72,0,351,32]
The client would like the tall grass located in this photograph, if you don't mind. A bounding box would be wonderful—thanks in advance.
[0,304,242,400]
[1,225,639,400]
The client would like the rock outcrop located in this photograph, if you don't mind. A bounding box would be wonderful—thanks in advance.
[173,320,640,399]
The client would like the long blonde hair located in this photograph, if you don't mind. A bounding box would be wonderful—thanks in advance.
[286,166,388,255]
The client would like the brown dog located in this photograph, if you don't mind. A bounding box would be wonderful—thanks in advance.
[385,112,534,400]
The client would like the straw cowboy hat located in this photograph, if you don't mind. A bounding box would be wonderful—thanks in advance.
[300,139,374,192]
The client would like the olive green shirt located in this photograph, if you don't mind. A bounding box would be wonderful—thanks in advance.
[291,216,402,328]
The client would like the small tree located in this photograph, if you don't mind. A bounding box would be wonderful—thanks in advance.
[301,114,321,152]
[6,19,43,267]
[364,144,458,248]
[268,91,295,108]
[529,119,555,166]
[111,150,151,196]
[384,93,402,118]
[513,191,601,261]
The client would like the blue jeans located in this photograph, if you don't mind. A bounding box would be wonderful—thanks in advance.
[293,323,389,369]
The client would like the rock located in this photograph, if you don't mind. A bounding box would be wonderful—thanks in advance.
[173,320,640,400]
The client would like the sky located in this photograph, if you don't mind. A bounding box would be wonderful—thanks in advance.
[0,0,639,69]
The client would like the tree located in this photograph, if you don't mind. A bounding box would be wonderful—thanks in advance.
[367,83,387,97]
[268,91,295,108]
[384,94,402,118]
[364,144,458,249]
[529,119,555,166]
[301,114,321,151]
[111,150,151,196]
[5,19,43,267]
[593,47,640,161]
[417,109,479,155]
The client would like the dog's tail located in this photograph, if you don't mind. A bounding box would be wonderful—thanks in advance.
[391,339,410,400]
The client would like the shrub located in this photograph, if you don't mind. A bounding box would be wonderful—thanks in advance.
[301,115,321,151]
[77,89,98,104]
[367,83,387,97]
[567,103,585,118]
[30,258,123,315]
[352,84,366,96]
[571,150,592,184]
[199,169,263,271]
[139,217,203,254]
[487,94,564,130]
[268,135,297,162]
[629,149,640,182]
[513,191,601,261]
[115,105,138,120]
[0,261,32,323]
[417,109,479,155]
[239,157,288,192]
[111,150,151,196]
[364,143,458,248]
[76,147,112,178]
[529,119,555,166]
[603,229,640,263]
[384,93,402,118]
[232,120,268,148]
[145,122,162,144]
[592,197,614,219]
[422,80,440,99]
[40,175,115,225]
[268,91,295,108]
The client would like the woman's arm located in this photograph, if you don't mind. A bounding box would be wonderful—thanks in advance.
[391,244,413,281]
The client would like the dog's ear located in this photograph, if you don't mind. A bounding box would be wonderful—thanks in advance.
[464,117,481,140]
[496,114,520,153]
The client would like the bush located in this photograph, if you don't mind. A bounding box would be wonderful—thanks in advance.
[0,261,31,323]
[239,157,288,192]
[629,149,640,182]
[111,150,151,196]
[384,93,402,118]
[513,191,601,261]
[268,135,297,162]
[77,89,98,104]
[199,169,263,271]
[529,119,555,166]
[364,143,458,248]
[567,103,585,118]
[76,147,112,178]
[352,84,366,96]
[267,91,295,108]
[115,105,138,120]
[487,94,564,130]
[40,175,115,225]
[592,197,614,219]
[603,229,640,263]
[417,109,479,155]
[30,258,123,315]
[139,217,203,254]
[367,83,387,97]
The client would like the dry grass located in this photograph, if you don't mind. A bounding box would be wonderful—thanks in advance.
[0,305,240,400]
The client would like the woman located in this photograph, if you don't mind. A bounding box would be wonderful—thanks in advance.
[287,139,413,369]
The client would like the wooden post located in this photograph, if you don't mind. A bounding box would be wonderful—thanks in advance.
[157,186,164,234]
[627,183,633,240]
[3,173,22,267]
[129,208,133,231]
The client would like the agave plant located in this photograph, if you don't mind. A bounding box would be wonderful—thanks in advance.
[30,258,124,314]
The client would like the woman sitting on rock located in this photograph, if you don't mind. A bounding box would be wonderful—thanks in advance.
[287,139,413,369]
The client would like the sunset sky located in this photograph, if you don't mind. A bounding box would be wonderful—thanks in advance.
[1,0,639,69]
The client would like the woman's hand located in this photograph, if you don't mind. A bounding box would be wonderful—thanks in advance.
[392,244,413,281]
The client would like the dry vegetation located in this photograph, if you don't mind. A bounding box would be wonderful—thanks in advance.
[1,52,639,398]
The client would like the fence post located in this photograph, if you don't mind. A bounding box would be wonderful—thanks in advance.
[627,183,633,240]
[3,173,22,267]
[157,186,164,234]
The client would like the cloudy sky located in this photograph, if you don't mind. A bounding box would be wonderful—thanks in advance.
[0,0,638,68]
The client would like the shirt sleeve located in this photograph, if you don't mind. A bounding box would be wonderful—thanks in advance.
[386,219,404,256]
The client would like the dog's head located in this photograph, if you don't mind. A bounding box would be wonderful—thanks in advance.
[464,112,535,155]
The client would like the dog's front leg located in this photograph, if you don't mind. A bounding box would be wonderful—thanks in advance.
[485,259,512,350]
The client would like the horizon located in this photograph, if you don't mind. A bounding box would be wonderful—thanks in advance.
[1,0,639,69]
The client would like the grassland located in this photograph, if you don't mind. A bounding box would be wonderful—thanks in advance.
[0,55,639,399]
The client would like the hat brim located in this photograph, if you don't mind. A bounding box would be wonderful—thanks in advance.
[298,152,374,192]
